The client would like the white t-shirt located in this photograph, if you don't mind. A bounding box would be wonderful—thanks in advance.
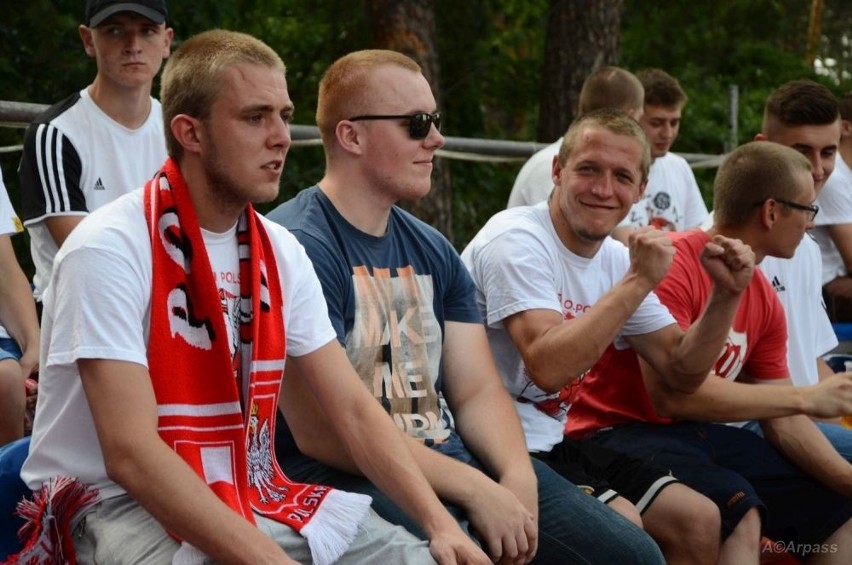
[22,189,336,498]
[204,224,242,358]
[813,154,852,284]
[460,202,674,453]
[0,168,25,340]
[618,152,708,231]
[506,139,561,208]
[20,88,168,300]
[759,235,838,387]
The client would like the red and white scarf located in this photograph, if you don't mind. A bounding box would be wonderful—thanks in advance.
[7,159,370,565]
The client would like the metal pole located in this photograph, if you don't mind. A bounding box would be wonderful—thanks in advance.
[727,84,739,153]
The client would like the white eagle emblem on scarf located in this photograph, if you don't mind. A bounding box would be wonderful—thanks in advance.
[247,404,286,504]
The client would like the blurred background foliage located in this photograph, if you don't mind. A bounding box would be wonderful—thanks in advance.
[2,0,852,276]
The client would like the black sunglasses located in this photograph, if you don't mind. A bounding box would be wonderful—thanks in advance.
[349,112,442,140]
[753,198,819,221]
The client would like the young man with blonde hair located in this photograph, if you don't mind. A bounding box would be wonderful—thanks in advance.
[507,66,644,208]
[16,31,467,565]
[463,109,756,564]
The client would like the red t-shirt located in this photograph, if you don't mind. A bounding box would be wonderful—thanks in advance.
[567,229,788,438]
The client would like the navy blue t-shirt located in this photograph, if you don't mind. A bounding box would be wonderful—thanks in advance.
[269,187,481,458]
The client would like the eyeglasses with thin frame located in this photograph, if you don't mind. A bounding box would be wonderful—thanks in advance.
[752,198,819,222]
[348,112,442,140]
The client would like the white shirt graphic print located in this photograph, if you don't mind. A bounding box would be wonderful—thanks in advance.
[346,264,449,444]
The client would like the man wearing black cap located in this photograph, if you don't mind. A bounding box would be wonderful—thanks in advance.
[18,1,172,307]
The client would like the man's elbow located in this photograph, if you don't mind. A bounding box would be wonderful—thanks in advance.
[646,390,679,419]
[645,378,699,420]
[662,365,710,395]
[523,353,582,394]
[102,441,147,489]
[524,365,574,395]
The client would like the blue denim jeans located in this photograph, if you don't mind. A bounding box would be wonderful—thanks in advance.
[279,450,664,564]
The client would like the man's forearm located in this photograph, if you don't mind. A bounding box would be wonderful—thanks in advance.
[760,415,852,497]
[0,238,39,356]
[110,436,290,563]
[527,272,656,391]
[407,438,519,508]
[667,288,743,392]
[336,394,470,541]
[451,385,536,489]
[647,373,806,422]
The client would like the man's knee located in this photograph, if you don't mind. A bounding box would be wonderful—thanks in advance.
[728,507,762,549]
[607,495,643,529]
[645,484,721,561]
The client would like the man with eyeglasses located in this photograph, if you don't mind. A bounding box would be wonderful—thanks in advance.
[753,80,852,462]
[755,198,819,221]
[567,140,852,562]
[267,50,666,564]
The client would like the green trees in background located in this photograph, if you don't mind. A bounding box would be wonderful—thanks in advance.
[2,0,851,265]
[619,0,852,207]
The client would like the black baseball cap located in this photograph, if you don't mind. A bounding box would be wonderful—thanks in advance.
[86,0,168,27]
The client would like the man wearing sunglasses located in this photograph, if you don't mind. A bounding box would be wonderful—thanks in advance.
[268,50,665,564]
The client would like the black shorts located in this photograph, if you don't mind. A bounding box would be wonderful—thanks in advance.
[590,421,852,550]
[533,436,678,513]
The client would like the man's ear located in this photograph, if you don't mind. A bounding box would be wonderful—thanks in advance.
[171,115,204,155]
[754,132,768,142]
[635,180,648,203]
[78,25,96,59]
[336,120,364,155]
[550,154,562,186]
[758,199,777,229]
[162,27,175,59]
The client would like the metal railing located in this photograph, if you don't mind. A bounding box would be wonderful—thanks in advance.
[0,99,724,167]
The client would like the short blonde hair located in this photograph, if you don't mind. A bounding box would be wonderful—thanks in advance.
[558,108,651,183]
[315,49,421,147]
[160,29,286,160]
[713,141,812,228]
[578,66,644,116]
